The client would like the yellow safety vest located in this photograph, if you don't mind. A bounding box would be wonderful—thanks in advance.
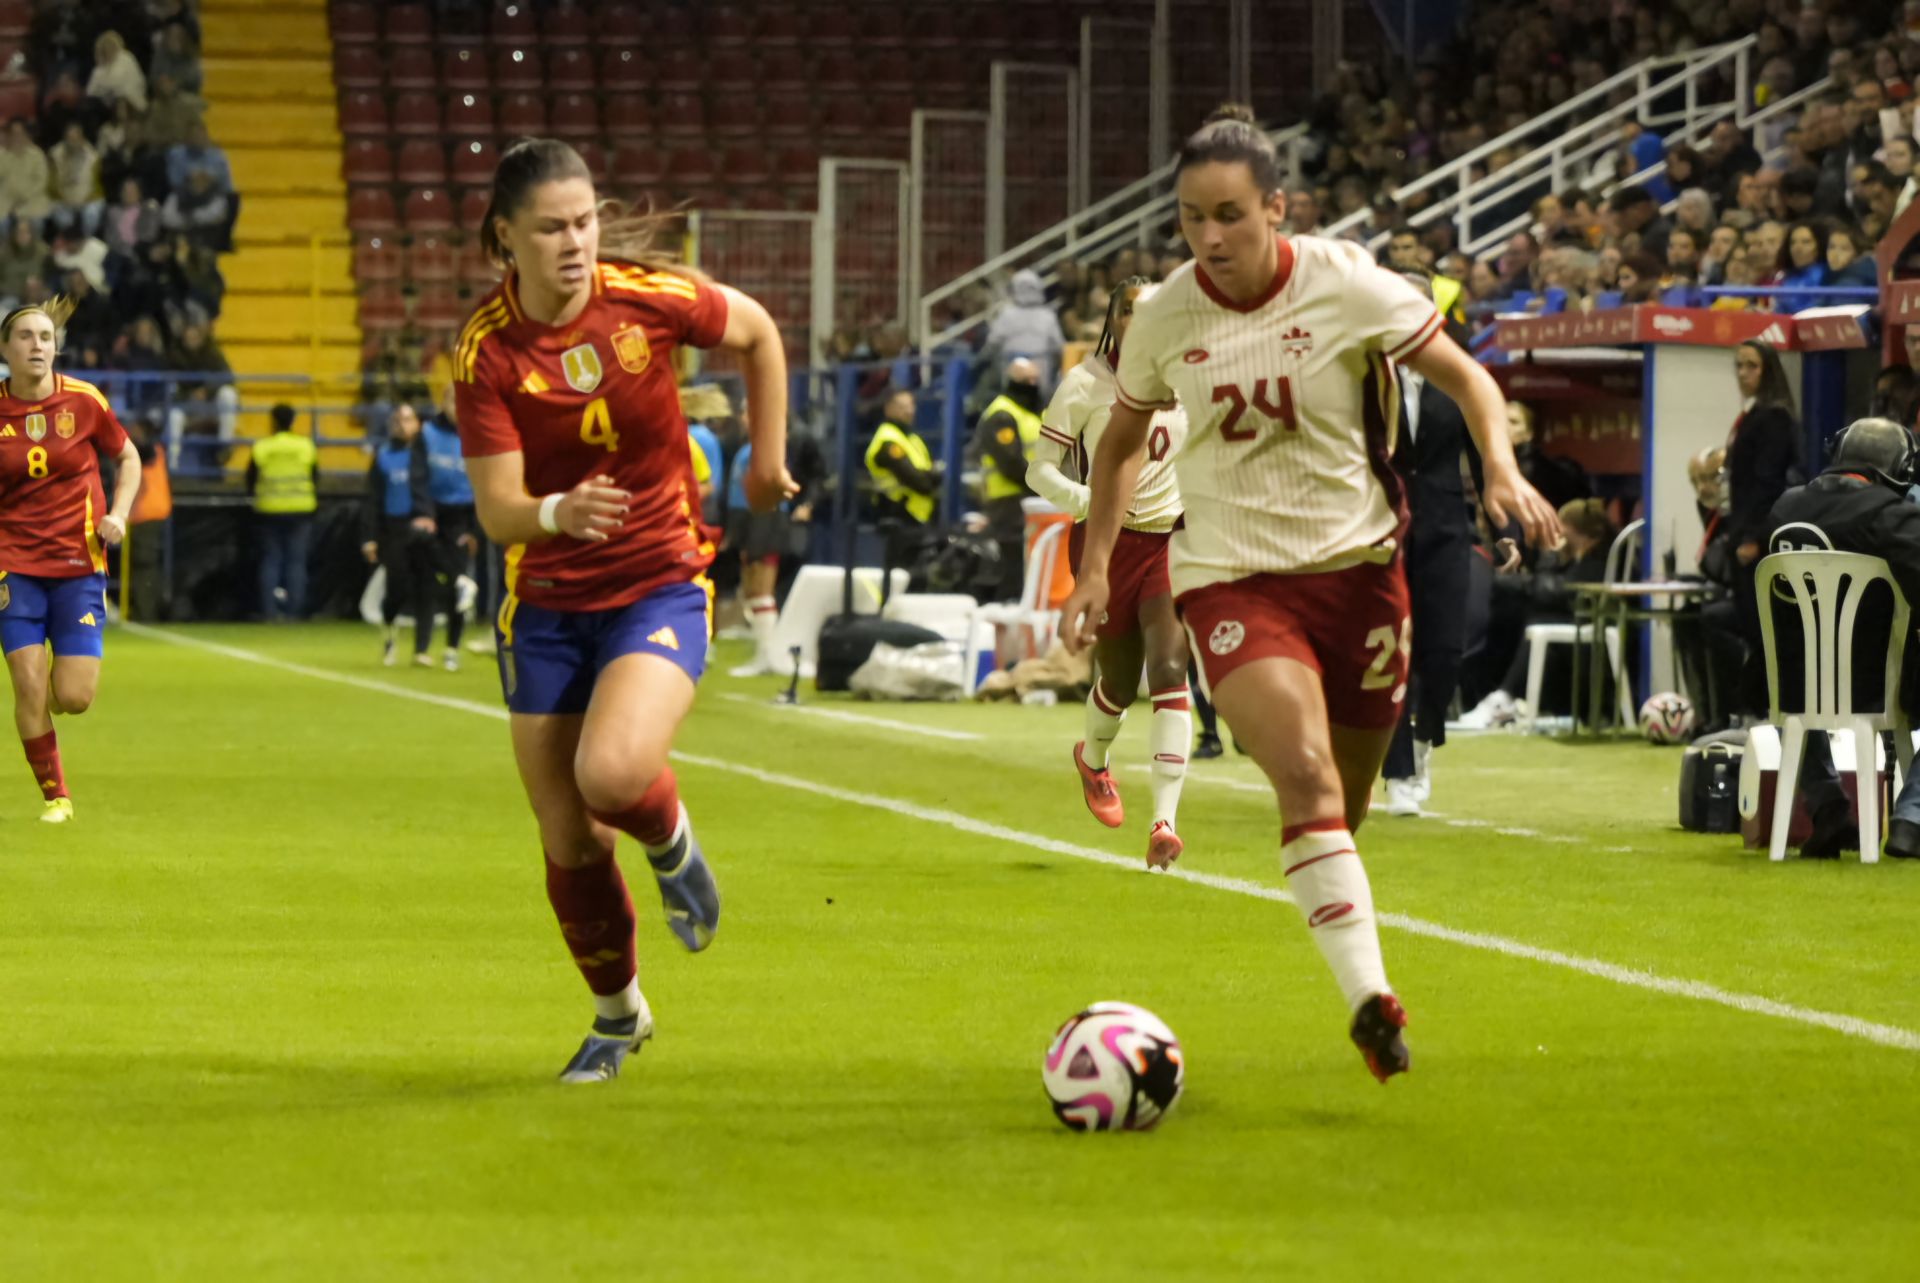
[865,420,937,523]
[252,432,318,514]
[979,394,1041,501]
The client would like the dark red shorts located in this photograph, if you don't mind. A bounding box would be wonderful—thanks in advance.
[1176,558,1411,730]
[1068,524,1173,640]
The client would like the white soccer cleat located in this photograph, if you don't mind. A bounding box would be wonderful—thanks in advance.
[1411,739,1433,804]
[1457,689,1519,730]
[454,574,477,615]
[443,648,460,673]
[39,797,74,824]
[1382,777,1422,817]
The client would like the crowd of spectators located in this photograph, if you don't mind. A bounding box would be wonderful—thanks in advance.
[0,0,234,420]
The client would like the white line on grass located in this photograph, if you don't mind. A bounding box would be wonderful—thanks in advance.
[719,692,982,740]
[127,624,1920,1055]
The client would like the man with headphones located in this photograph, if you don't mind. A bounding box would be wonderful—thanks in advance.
[1764,417,1920,858]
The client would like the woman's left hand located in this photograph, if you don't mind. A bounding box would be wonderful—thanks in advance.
[97,515,127,547]
[1736,541,1760,566]
[745,461,800,513]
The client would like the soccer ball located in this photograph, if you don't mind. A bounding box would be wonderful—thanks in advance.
[1638,692,1695,744]
[1041,1001,1184,1132]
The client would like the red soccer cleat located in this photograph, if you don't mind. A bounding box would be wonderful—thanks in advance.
[1349,993,1411,1084]
[1146,820,1183,869]
[1073,741,1124,828]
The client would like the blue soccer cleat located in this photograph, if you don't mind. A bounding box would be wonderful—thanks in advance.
[650,820,720,952]
[558,1001,655,1084]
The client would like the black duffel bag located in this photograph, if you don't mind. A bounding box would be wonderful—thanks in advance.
[1678,733,1744,834]
[816,615,945,692]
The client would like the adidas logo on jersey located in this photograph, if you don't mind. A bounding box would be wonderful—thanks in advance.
[647,626,680,651]
[0,424,12,437]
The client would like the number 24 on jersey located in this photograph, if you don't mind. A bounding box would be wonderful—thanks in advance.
[1210,377,1298,441]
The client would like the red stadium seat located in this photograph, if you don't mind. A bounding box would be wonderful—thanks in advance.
[597,3,645,48]
[871,53,916,94]
[333,44,382,88]
[864,8,906,46]
[353,234,402,285]
[461,249,502,293]
[333,1,378,44]
[871,92,916,133]
[347,187,399,232]
[775,147,818,187]
[488,1,538,45]
[761,49,807,91]
[720,145,772,186]
[810,9,854,45]
[756,7,805,45]
[404,187,456,231]
[545,4,592,46]
[341,138,393,184]
[359,284,406,331]
[739,186,790,212]
[573,139,610,184]
[703,6,752,45]
[497,91,547,136]
[656,92,705,137]
[709,50,754,88]
[602,93,653,141]
[548,47,595,91]
[708,97,758,138]
[651,7,695,46]
[442,92,493,137]
[382,3,433,44]
[655,48,702,91]
[549,93,598,141]
[394,138,447,185]
[759,90,812,138]
[449,137,499,188]
[907,9,959,44]
[391,91,445,137]
[386,45,436,89]
[612,143,666,187]
[601,48,647,93]
[441,46,490,90]
[665,146,717,185]
[458,188,492,234]
[415,285,467,332]
[493,47,542,91]
[336,90,388,138]
[408,233,456,284]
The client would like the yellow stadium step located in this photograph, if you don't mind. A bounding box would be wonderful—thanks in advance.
[227,146,343,197]
[229,241,354,293]
[225,341,362,384]
[196,12,331,58]
[223,291,359,343]
[235,193,344,239]
[201,56,333,95]
[207,101,344,149]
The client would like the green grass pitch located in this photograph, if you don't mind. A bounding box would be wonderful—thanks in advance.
[2,622,1917,1280]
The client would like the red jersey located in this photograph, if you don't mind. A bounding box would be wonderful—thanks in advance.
[0,374,130,577]
[454,261,729,612]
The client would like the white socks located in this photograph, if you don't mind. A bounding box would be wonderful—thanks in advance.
[1084,679,1126,769]
[594,976,643,1023]
[1147,686,1191,828]
[746,594,778,666]
[1280,823,1390,1014]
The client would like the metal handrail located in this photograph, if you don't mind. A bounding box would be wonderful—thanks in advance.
[918,123,1308,354]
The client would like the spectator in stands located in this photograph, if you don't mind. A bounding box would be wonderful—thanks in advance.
[1284,185,1321,236]
[85,31,148,115]
[0,119,53,224]
[143,73,206,151]
[977,268,1063,376]
[150,22,201,95]
[48,213,108,291]
[102,176,159,261]
[1775,219,1830,310]
[1384,226,1424,274]
[1665,227,1703,287]
[116,314,170,418]
[178,239,223,324]
[1701,120,1763,206]
[1609,186,1670,260]
[1674,188,1716,240]
[1700,223,1743,287]
[161,170,229,254]
[0,216,49,305]
[1858,163,1900,240]
[1615,252,1662,304]
[29,1,91,85]
[1732,170,1775,227]
[1824,223,1879,289]
[58,267,115,367]
[167,319,236,453]
[47,122,100,232]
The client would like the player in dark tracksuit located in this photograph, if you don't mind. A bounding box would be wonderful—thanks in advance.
[1764,417,1920,859]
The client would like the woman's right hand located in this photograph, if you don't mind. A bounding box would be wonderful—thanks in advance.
[1059,573,1110,656]
[555,474,630,542]
[361,541,378,564]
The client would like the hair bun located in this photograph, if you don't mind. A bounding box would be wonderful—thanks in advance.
[1204,102,1258,127]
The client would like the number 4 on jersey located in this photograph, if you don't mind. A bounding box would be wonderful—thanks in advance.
[579,397,620,452]
[1211,378,1298,441]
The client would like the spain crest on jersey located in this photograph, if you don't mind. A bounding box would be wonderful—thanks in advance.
[612,324,651,375]
[561,342,603,393]
[54,410,75,439]
[24,413,46,442]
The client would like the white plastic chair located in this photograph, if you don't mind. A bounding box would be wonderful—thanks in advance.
[1520,518,1643,730]
[1755,550,1913,863]
[965,521,1069,692]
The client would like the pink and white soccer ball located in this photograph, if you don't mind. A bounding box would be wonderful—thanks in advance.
[1041,1001,1184,1132]
[1638,691,1695,744]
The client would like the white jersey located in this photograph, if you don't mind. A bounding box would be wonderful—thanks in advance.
[1115,235,1443,595]
[1039,353,1185,533]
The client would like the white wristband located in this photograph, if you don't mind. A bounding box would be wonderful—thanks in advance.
[537,492,564,535]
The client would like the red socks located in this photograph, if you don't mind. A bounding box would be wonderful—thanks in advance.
[22,730,66,802]
[544,852,638,997]
[588,767,682,851]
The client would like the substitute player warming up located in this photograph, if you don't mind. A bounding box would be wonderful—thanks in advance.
[1029,277,1193,868]
[1061,107,1559,1083]
[454,140,795,1083]
[0,298,140,823]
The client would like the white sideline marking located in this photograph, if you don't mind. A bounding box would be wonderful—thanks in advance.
[719,692,982,740]
[128,624,1920,1055]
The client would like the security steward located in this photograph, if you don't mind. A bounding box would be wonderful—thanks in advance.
[866,387,941,577]
[973,356,1044,601]
[1765,417,1920,859]
[246,401,318,621]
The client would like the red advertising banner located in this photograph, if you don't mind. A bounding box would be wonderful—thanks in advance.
[1793,311,1872,351]
[1495,306,1795,351]
[1490,362,1643,476]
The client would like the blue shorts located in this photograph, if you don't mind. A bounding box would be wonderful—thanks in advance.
[0,571,107,658]
[497,579,712,715]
